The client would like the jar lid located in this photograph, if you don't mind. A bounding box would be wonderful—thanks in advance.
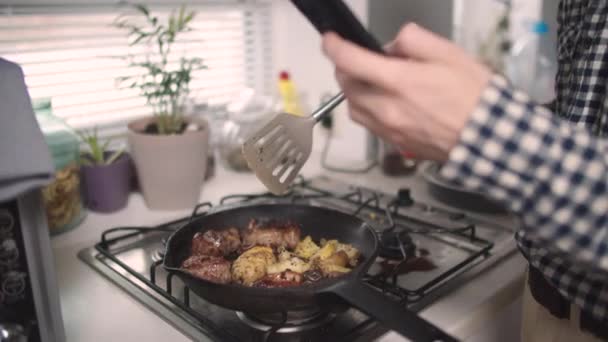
[33,99,79,170]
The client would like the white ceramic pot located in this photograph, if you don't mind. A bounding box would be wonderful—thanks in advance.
[127,116,208,210]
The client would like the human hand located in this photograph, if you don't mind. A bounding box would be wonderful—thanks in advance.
[322,24,492,161]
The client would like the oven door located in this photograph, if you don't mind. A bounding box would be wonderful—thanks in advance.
[0,191,65,342]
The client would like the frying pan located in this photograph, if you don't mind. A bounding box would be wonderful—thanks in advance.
[163,204,458,342]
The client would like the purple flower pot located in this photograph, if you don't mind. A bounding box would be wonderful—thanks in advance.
[81,152,133,213]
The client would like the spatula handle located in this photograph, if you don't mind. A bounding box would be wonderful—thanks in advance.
[311,92,344,122]
[290,0,384,54]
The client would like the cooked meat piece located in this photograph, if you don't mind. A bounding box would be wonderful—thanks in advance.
[232,246,276,285]
[254,271,303,288]
[181,255,232,284]
[191,228,241,257]
[242,219,301,250]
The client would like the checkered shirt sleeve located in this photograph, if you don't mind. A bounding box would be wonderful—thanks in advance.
[440,75,608,273]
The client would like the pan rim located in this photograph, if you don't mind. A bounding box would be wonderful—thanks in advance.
[162,203,379,294]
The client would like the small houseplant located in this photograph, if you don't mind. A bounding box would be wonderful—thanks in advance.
[114,4,209,210]
[79,128,132,213]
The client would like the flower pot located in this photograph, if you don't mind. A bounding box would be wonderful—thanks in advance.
[81,152,133,213]
[127,116,209,210]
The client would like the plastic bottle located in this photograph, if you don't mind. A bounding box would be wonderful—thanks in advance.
[506,21,557,104]
[277,71,303,116]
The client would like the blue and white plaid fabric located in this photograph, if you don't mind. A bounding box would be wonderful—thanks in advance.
[441,0,608,322]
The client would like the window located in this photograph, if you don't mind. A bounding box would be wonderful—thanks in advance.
[0,1,272,138]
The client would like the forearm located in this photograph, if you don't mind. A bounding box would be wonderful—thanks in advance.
[441,75,608,272]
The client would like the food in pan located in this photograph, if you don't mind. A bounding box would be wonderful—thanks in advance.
[242,219,301,250]
[181,255,232,284]
[267,249,311,274]
[191,227,241,256]
[320,239,361,267]
[232,246,276,285]
[294,236,320,259]
[255,270,303,288]
[181,219,360,287]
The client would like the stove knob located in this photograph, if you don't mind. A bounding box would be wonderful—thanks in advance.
[397,189,414,206]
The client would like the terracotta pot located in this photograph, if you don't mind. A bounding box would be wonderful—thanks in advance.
[127,116,209,210]
[80,152,133,213]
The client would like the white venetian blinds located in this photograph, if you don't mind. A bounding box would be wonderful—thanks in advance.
[0,1,272,136]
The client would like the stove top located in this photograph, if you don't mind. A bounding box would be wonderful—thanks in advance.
[78,176,517,341]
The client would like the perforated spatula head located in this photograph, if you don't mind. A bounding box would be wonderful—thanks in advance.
[242,113,315,195]
[244,0,384,195]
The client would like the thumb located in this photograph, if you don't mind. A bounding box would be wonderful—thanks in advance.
[386,23,467,64]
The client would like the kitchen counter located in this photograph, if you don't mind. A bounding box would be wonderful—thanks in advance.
[51,137,527,342]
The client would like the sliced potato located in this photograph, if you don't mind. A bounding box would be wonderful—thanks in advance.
[335,243,360,267]
[267,256,310,274]
[323,251,349,268]
[232,246,276,285]
[319,262,351,277]
[311,240,337,261]
[294,236,320,259]
[277,248,294,262]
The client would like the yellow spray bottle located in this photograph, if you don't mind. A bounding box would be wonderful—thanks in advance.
[277,71,303,116]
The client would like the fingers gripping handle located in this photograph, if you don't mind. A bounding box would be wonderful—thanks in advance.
[292,0,384,122]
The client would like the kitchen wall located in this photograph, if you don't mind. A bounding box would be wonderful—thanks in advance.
[271,0,370,163]
[369,0,454,42]
[454,0,543,55]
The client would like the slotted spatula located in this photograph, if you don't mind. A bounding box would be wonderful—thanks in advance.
[242,0,385,195]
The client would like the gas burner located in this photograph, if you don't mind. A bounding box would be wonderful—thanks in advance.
[236,310,336,334]
[151,237,169,263]
[378,230,416,260]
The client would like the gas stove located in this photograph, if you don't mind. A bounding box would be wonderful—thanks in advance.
[79,175,517,341]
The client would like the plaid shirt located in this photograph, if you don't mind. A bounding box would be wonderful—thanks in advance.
[441,0,608,323]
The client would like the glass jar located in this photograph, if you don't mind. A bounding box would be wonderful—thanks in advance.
[218,89,278,172]
[219,111,273,172]
[381,141,417,176]
[33,99,86,235]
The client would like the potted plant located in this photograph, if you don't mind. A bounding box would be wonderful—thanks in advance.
[79,128,132,213]
[114,4,209,210]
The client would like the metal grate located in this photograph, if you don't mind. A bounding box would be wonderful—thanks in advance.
[83,176,498,341]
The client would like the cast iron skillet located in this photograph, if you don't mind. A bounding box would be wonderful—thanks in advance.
[164,204,458,342]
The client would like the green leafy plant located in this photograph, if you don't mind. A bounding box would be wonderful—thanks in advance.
[78,128,125,166]
[113,3,206,135]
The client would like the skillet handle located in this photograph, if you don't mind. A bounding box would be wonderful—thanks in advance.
[327,281,459,342]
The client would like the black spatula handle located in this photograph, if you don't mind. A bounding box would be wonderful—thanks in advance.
[290,0,384,54]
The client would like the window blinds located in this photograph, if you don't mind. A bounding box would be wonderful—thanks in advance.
[0,1,272,137]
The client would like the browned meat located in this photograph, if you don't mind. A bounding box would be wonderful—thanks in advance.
[191,228,241,257]
[242,219,301,250]
[254,271,303,288]
[181,255,232,284]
